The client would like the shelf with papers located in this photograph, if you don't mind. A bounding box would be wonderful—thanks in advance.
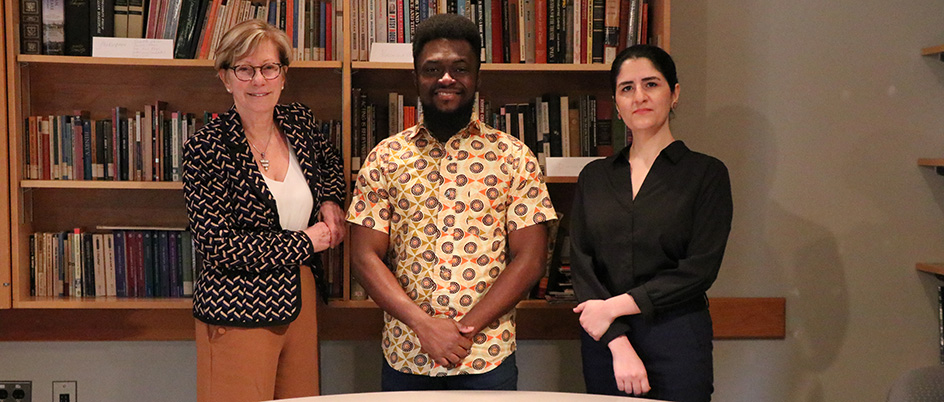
[17,54,343,69]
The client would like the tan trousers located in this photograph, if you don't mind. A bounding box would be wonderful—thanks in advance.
[196,267,320,402]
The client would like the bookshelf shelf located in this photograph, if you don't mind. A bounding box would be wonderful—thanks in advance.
[14,297,191,309]
[21,180,183,190]
[352,61,611,72]
[922,45,944,60]
[16,54,342,69]
[918,158,944,175]
[917,262,944,277]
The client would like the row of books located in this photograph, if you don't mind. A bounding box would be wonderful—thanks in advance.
[352,0,652,63]
[21,0,341,60]
[23,104,199,181]
[30,228,198,298]
[349,89,626,170]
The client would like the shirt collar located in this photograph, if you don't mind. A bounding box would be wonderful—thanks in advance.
[614,140,689,165]
[407,118,482,142]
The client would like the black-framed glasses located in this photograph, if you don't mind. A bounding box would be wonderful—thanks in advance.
[230,63,283,81]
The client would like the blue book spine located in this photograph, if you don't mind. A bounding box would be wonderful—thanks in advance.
[82,119,92,180]
[168,231,180,297]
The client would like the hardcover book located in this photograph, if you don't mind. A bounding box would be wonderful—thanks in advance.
[42,0,65,54]
[20,0,44,54]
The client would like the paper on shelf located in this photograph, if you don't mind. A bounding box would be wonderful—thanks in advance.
[92,37,174,59]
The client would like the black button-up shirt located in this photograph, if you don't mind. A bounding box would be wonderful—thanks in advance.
[570,140,733,344]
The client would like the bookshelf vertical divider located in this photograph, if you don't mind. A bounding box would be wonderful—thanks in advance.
[0,0,11,309]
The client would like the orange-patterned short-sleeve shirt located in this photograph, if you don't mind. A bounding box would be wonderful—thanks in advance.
[347,120,556,376]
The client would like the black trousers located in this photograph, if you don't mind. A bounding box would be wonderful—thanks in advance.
[381,352,518,391]
[581,303,714,402]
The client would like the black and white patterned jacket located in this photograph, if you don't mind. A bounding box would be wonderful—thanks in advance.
[182,102,344,327]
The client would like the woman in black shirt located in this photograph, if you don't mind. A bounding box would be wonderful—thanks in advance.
[571,45,733,402]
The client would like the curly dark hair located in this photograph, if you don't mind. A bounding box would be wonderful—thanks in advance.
[412,13,482,69]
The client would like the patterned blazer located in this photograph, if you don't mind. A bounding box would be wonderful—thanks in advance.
[182,102,344,327]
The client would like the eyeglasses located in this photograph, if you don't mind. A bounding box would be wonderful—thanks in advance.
[230,63,283,81]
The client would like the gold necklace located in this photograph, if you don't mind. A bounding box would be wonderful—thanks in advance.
[247,126,276,171]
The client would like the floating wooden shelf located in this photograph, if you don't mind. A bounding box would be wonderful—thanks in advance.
[922,45,944,61]
[918,158,944,176]
[0,297,785,341]
[917,262,944,280]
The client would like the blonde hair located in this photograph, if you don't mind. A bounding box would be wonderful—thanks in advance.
[214,20,292,70]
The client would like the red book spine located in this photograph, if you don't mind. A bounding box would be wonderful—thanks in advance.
[396,0,404,42]
[534,0,547,63]
[325,0,333,60]
[491,0,503,63]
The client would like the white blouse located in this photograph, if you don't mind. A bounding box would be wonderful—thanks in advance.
[262,144,314,231]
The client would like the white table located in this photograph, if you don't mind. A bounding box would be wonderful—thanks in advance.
[277,391,665,402]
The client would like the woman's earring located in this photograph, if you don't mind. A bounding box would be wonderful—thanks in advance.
[226,88,232,93]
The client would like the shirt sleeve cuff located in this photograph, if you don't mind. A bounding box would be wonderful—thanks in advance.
[628,287,655,322]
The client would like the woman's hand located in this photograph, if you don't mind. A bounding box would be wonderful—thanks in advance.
[574,293,641,340]
[574,299,617,340]
[303,222,332,252]
[318,201,346,247]
[609,336,650,396]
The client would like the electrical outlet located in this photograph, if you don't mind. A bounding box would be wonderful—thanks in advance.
[51,382,75,402]
[0,381,32,402]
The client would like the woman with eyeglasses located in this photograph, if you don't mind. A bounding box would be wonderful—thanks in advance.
[182,19,344,402]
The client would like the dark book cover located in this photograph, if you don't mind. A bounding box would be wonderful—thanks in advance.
[142,230,154,297]
[544,94,563,157]
[545,0,556,63]
[523,100,538,155]
[590,0,604,63]
[505,104,519,140]
[173,0,204,58]
[113,230,127,297]
[120,117,130,180]
[168,231,180,297]
[82,232,95,296]
[64,0,92,55]
[507,0,520,63]
[157,230,169,297]
[128,231,140,297]
[95,119,106,179]
[21,0,44,54]
[102,119,112,180]
[91,0,114,37]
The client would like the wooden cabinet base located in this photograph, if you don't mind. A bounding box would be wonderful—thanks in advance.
[0,298,784,341]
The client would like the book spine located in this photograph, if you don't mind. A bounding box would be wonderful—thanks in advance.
[112,0,127,37]
[42,0,65,54]
[20,0,44,54]
[114,230,126,297]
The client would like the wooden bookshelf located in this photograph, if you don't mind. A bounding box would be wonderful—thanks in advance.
[0,0,792,346]
[0,7,10,310]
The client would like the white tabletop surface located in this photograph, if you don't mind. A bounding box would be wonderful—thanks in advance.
[276,391,664,402]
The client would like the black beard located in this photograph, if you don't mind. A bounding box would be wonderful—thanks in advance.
[421,100,475,143]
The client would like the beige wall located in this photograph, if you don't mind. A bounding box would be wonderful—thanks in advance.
[673,0,944,400]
